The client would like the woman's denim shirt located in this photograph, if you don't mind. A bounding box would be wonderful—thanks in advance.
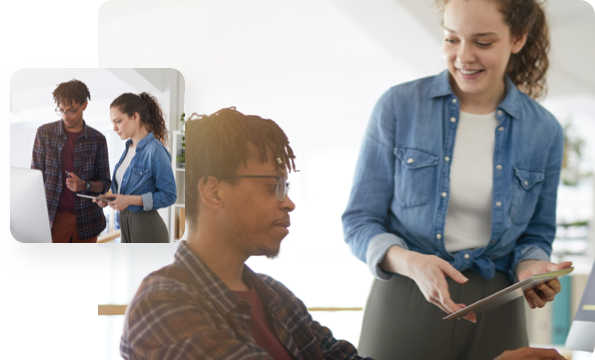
[111,132,177,212]
[342,70,564,283]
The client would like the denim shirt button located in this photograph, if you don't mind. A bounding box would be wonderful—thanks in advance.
[436,234,442,240]
[496,165,502,170]
[497,110,503,116]
[407,158,414,164]
[495,201,502,207]
[445,156,450,162]
[441,192,447,197]
[452,99,457,104]
[498,127,504,131]
[450,117,456,123]
[464,254,470,259]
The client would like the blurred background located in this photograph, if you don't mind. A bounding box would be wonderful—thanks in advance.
[95,0,595,358]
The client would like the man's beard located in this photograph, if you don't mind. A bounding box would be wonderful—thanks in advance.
[257,246,280,260]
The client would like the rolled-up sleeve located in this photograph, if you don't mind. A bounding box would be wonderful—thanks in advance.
[342,87,408,280]
[144,146,177,211]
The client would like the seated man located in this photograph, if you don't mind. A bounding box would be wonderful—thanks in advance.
[120,108,565,360]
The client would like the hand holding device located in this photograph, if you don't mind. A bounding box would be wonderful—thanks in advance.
[103,194,130,212]
[516,260,573,309]
[78,194,116,208]
[443,267,574,320]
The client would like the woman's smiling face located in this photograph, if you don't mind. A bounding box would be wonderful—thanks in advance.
[442,0,527,102]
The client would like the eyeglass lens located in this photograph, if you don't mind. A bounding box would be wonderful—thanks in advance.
[276,176,290,201]
[56,107,78,117]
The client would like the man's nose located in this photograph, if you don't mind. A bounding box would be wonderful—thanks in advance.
[282,194,296,212]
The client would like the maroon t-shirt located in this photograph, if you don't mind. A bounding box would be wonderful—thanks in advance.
[234,287,294,360]
[57,128,83,214]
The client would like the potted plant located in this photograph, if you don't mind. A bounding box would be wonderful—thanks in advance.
[176,112,186,168]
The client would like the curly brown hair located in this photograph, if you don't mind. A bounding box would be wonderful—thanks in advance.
[52,79,91,107]
[185,107,297,230]
[436,0,550,99]
[110,92,169,146]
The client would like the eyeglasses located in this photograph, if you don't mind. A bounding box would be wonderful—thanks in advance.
[55,104,83,118]
[224,175,290,201]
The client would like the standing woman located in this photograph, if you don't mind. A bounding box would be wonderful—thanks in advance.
[96,93,177,243]
[343,0,571,359]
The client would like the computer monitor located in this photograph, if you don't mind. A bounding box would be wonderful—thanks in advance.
[10,167,52,243]
[566,260,595,353]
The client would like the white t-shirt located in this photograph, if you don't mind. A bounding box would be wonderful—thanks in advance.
[443,110,499,253]
[115,146,136,194]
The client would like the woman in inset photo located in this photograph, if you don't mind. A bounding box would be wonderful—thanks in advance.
[95,92,177,243]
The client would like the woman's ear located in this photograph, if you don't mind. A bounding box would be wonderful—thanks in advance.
[511,31,528,54]
[198,176,223,211]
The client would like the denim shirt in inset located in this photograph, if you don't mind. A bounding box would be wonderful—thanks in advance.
[342,70,564,284]
[112,132,177,212]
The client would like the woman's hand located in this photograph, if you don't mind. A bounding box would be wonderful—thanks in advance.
[381,246,476,322]
[101,194,130,211]
[92,198,109,208]
[516,260,573,309]
[494,347,566,360]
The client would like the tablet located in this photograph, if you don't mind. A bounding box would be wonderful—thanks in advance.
[443,267,574,320]
[77,194,116,201]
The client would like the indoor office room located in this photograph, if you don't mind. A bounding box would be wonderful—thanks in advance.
[96,0,595,359]
[10,68,186,244]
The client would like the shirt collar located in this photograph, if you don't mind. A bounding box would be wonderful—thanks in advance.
[173,241,278,316]
[57,119,89,138]
[428,69,521,119]
[126,131,155,149]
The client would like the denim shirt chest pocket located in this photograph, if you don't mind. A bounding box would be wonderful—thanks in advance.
[394,147,439,208]
[510,167,545,224]
[127,166,152,190]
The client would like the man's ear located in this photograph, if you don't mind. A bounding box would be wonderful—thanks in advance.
[198,176,224,210]
[81,101,88,111]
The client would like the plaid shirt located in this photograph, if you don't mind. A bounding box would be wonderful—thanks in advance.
[31,120,111,240]
[120,241,371,360]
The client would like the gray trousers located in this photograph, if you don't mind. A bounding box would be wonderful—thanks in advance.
[357,270,528,360]
[119,209,169,243]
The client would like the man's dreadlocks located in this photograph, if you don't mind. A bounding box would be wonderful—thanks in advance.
[185,107,297,229]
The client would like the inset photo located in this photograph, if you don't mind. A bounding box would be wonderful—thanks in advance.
[10,68,186,243]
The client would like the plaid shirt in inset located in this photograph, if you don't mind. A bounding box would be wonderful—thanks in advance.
[31,120,111,240]
[120,241,372,360]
